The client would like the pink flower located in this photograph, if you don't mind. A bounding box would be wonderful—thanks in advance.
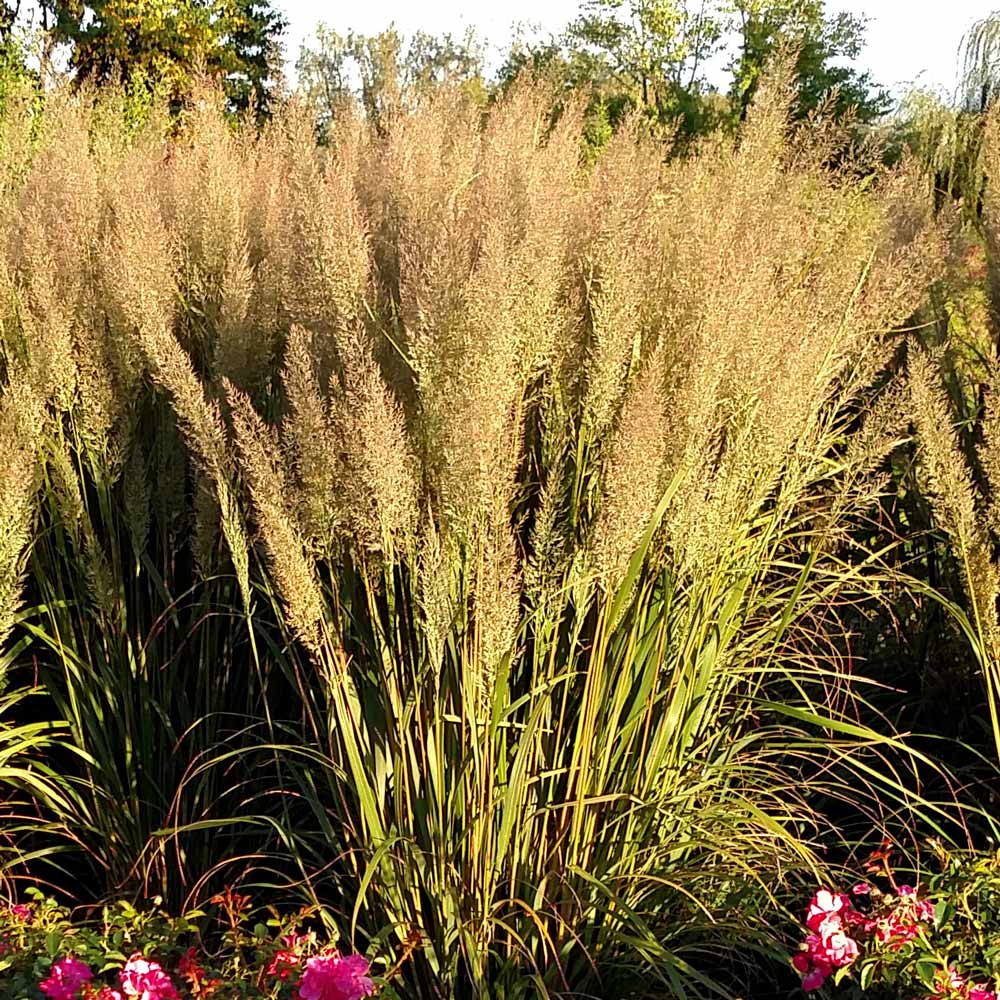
[96,991,124,1000]
[851,883,871,896]
[120,954,179,1000]
[793,932,839,993]
[10,903,31,922]
[897,885,915,897]
[802,968,827,991]
[39,957,93,1000]
[822,930,859,967]
[794,887,868,992]
[268,948,301,980]
[797,942,831,978]
[806,890,851,933]
[968,987,997,1000]
[298,953,375,1000]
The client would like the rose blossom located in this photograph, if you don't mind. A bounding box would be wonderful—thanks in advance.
[806,890,851,933]
[794,889,864,992]
[120,954,179,1000]
[968,987,998,1000]
[40,957,93,1000]
[298,953,375,1000]
[822,930,859,967]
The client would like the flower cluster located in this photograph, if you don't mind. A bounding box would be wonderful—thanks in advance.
[792,890,863,990]
[37,954,183,1000]
[120,954,181,999]
[931,966,997,1000]
[29,948,376,1000]
[298,954,375,1000]
[1,892,382,1000]
[792,883,935,992]
[39,957,93,1000]
[794,846,1000,1000]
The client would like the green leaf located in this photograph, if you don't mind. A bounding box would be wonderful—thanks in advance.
[859,961,875,991]
[915,959,938,988]
[45,931,61,958]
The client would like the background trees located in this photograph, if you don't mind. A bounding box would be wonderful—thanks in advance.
[961,10,1000,114]
[726,0,889,123]
[0,0,286,113]
[296,24,485,134]
[291,0,891,148]
[0,0,898,134]
[561,0,725,135]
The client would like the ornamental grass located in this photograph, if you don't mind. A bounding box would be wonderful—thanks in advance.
[0,59,982,998]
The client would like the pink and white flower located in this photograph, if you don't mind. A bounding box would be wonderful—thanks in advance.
[119,954,179,1000]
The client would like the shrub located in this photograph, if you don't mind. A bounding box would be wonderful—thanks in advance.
[791,844,1000,998]
[0,890,378,1000]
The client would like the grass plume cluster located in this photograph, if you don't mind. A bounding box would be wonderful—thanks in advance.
[0,63,973,999]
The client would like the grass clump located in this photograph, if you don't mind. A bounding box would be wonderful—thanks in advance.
[0,61,978,999]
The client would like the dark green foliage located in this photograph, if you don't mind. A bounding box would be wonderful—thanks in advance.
[46,0,286,115]
[728,0,890,124]
[493,0,889,151]
[215,0,288,117]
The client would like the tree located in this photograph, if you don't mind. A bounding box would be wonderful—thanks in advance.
[1,1,49,60]
[295,22,352,127]
[726,0,890,125]
[350,27,403,128]
[0,20,33,104]
[405,28,483,93]
[0,2,19,45]
[213,0,287,116]
[563,0,725,135]
[960,11,1000,113]
[296,24,485,134]
[47,0,286,113]
[888,14,999,223]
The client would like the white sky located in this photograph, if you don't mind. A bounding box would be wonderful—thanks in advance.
[275,0,997,101]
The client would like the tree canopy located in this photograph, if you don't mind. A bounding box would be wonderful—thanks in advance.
[296,24,485,134]
[727,0,889,124]
[489,0,890,144]
[46,0,286,113]
[2,0,891,136]
[961,10,1000,113]
[561,0,724,134]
